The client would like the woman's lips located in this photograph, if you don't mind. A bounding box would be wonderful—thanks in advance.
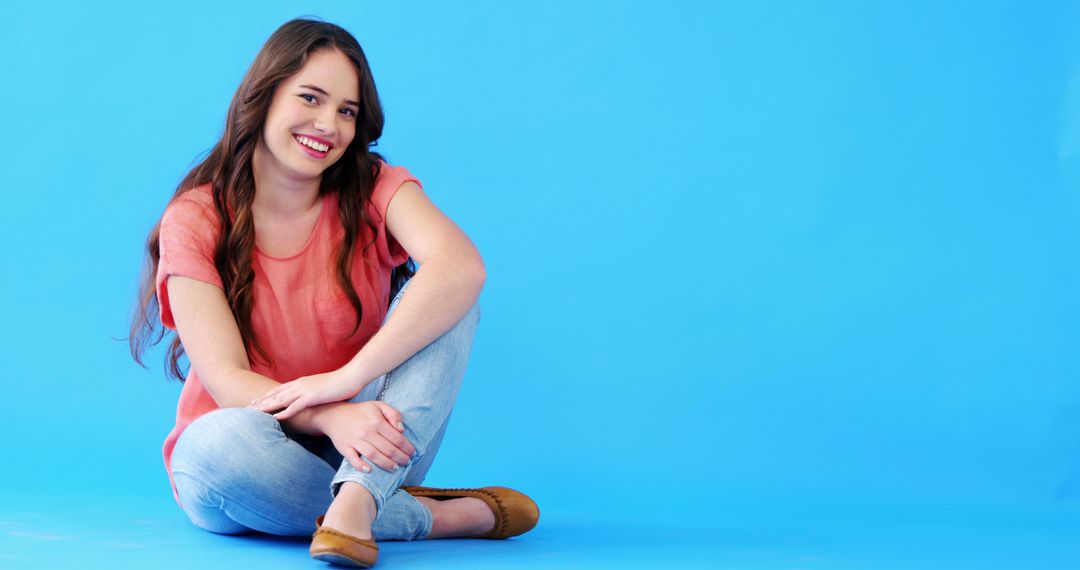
[293,134,332,158]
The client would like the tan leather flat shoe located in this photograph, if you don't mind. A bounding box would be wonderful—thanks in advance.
[402,485,540,539]
[310,515,379,568]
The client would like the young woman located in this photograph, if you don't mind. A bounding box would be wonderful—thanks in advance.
[129,18,538,568]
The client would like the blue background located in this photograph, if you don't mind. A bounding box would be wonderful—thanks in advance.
[2,1,1079,568]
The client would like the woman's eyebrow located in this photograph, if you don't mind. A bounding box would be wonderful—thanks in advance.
[298,84,360,107]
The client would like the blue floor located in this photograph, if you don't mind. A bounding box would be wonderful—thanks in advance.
[2,491,1077,569]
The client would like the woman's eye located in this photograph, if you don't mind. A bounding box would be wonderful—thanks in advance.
[340,108,356,118]
[300,94,317,103]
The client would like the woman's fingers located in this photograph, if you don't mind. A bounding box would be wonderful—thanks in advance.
[376,423,416,459]
[374,401,405,431]
[367,432,412,467]
[272,396,309,420]
[254,394,284,412]
[353,440,398,472]
[320,401,414,473]
[254,387,301,412]
[371,402,415,458]
[339,446,371,473]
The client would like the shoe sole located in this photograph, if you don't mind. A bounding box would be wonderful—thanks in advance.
[311,551,374,568]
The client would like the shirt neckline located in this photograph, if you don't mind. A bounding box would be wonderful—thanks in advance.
[254,193,329,261]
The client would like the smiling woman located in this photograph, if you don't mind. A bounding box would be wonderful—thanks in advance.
[256,50,359,179]
[126,18,537,569]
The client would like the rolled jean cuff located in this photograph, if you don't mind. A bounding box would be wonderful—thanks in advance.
[330,456,413,513]
[330,475,388,512]
[410,493,435,540]
[331,468,434,541]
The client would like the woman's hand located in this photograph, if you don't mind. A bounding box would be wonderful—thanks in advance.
[250,368,363,420]
[315,401,417,473]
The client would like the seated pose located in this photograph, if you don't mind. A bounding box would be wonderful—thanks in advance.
[129,18,538,568]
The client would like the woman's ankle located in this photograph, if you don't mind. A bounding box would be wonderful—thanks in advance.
[322,482,377,539]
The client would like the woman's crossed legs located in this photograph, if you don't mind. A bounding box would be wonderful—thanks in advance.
[171,279,483,541]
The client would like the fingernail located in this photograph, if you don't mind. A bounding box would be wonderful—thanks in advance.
[396,422,405,431]
[361,464,370,473]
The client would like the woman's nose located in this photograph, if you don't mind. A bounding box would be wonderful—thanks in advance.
[313,110,338,136]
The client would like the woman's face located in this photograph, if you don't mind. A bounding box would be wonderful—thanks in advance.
[257,48,360,183]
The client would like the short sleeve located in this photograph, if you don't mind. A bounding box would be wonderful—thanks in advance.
[369,162,423,267]
[156,190,224,330]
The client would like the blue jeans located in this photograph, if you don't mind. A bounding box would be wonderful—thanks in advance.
[170,278,480,540]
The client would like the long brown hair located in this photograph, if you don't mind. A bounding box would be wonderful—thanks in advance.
[129,18,414,382]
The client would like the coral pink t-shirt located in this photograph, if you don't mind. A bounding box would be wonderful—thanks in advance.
[156,162,418,503]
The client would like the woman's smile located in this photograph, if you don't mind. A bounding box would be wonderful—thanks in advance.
[294,133,334,158]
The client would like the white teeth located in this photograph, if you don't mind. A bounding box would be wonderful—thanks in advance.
[296,136,329,153]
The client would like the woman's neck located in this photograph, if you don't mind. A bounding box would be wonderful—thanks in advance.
[251,140,322,219]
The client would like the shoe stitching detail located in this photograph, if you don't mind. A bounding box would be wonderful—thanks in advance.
[313,527,379,551]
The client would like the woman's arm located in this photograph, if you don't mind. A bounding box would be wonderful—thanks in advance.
[166,274,332,434]
[252,181,486,419]
[343,181,486,387]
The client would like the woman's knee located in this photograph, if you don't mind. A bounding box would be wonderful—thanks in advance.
[172,407,281,479]
[174,471,250,535]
